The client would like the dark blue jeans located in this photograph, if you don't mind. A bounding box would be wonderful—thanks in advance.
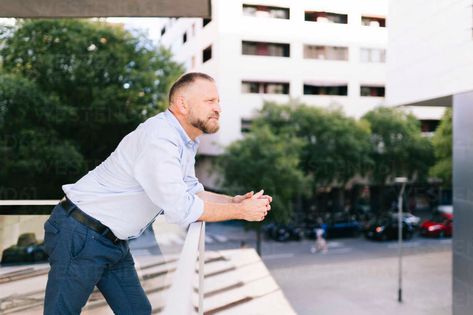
[43,203,151,315]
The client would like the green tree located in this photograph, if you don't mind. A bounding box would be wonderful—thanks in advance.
[0,73,85,199]
[362,107,434,212]
[219,125,308,254]
[220,126,307,224]
[430,108,452,187]
[254,102,373,190]
[0,19,183,199]
[362,107,434,184]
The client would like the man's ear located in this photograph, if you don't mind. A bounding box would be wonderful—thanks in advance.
[176,95,189,114]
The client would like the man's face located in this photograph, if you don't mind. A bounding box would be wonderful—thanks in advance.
[185,79,221,134]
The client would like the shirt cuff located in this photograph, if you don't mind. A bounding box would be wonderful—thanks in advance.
[189,182,204,195]
[181,194,204,227]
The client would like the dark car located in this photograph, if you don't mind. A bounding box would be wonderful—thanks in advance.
[324,213,361,239]
[264,223,304,242]
[364,216,414,241]
[420,212,453,238]
[1,233,48,265]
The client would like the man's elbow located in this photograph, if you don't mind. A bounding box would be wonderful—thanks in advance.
[164,211,201,228]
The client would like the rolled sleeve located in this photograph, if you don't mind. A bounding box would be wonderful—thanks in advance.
[133,136,204,228]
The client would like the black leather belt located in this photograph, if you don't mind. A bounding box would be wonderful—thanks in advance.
[60,198,123,244]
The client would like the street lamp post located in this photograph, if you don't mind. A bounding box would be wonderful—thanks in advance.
[395,177,407,303]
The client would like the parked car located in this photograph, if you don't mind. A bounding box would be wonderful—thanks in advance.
[353,204,373,223]
[364,216,415,241]
[390,212,421,229]
[420,212,453,238]
[324,213,361,239]
[264,224,304,242]
[1,233,48,265]
[437,205,453,214]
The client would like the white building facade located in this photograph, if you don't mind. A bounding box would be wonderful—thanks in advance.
[159,0,388,159]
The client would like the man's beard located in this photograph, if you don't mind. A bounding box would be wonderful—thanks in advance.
[189,114,220,134]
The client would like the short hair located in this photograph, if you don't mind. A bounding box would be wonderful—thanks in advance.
[168,72,215,105]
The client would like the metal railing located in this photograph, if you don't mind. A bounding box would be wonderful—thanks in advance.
[1,200,206,314]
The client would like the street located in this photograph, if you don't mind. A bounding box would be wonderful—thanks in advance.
[205,222,452,315]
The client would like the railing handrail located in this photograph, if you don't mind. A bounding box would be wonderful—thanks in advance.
[162,221,205,315]
[0,200,60,206]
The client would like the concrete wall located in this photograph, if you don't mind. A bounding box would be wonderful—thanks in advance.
[453,91,473,315]
[387,0,473,107]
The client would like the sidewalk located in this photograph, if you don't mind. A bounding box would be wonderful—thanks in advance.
[268,250,452,315]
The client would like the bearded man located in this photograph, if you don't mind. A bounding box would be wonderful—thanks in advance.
[42,72,272,314]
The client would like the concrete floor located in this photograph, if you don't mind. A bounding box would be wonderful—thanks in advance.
[268,249,452,315]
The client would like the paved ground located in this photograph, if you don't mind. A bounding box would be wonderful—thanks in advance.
[205,221,452,315]
[268,249,451,315]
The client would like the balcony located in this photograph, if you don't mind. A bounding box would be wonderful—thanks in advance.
[0,200,295,314]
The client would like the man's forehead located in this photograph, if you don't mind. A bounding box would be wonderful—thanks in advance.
[187,79,218,96]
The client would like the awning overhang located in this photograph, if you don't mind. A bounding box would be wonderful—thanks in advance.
[0,0,211,18]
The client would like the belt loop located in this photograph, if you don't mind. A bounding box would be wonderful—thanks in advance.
[63,197,76,216]
[101,228,111,237]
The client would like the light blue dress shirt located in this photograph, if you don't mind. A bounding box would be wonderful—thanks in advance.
[63,110,205,240]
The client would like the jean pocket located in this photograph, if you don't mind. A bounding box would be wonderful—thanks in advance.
[43,220,60,257]
[70,227,89,259]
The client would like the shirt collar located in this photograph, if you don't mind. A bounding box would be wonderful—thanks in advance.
[164,109,200,147]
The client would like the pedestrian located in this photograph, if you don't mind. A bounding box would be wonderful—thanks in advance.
[43,72,273,314]
[311,218,328,254]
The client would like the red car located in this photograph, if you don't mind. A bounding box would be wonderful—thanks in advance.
[420,212,453,238]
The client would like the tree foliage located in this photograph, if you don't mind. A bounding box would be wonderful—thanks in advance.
[254,102,373,189]
[221,102,437,222]
[429,108,452,187]
[219,125,308,226]
[362,107,434,184]
[0,19,183,198]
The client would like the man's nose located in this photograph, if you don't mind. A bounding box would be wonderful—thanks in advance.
[214,102,222,113]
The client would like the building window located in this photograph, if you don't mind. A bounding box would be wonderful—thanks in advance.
[203,18,211,27]
[160,26,166,36]
[304,45,348,60]
[304,84,348,96]
[242,41,290,57]
[241,118,253,133]
[192,23,196,36]
[420,120,440,133]
[183,32,187,44]
[360,86,385,97]
[360,48,386,63]
[361,16,386,27]
[305,11,348,24]
[242,81,290,94]
[243,4,290,19]
[203,45,212,63]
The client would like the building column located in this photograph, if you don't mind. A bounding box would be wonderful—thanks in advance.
[453,90,473,315]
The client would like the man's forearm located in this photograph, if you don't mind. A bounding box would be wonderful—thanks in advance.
[198,200,242,222]
[197,191,234,204]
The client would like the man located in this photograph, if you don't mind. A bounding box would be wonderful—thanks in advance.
[43,72,272,314]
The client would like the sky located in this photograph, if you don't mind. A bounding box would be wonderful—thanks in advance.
[0,18,166,44]
[106,18,166,43]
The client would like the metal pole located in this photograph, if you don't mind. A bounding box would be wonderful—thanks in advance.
[398,182,406,303]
